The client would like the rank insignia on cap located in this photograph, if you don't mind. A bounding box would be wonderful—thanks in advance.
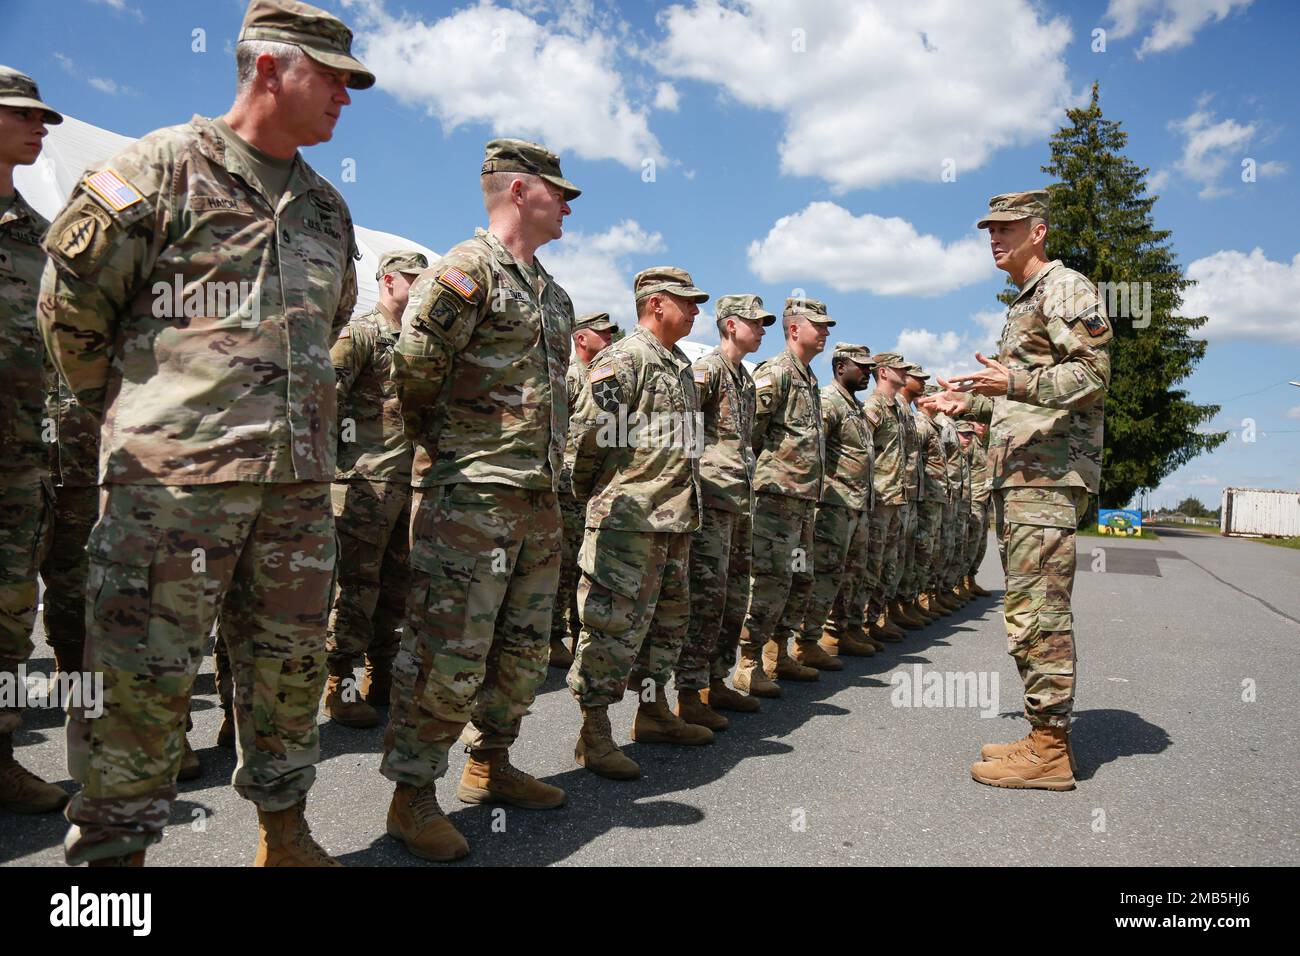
[438,266,480,302]
[84,169,143,212]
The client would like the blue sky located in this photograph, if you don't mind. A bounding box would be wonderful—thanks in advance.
[4,0,1297,509]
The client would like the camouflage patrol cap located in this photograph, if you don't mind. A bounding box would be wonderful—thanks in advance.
[904,362,930,381]
[375,249,428,281]
[0,66,62,124]
[955,421,977,435]
[239,0,375,90]
[784,297,836,326]
[871,352,910,370]
[482,138,581,200]
[716,293,776,327]
[833,343,875,367]
[976,189,1050,229]
[575,312,618,333]
[634,266,709,303]
[922,382,942,395]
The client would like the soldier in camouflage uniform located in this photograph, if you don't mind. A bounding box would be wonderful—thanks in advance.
[939,408,973,604]
[801,344,878,660]
[673,294,770,728]
[909,373,949,621]
[953,422,981,597]
[735,298,834,696]
[550,311,618,670]
[382,138,576,861]
[38,0,373,865]
[923,190,1111,791]
[0,66,69,815]
[963,421,994,596]
[891,369,928,629]
[858,353,910,644]
[567,267,712,780]
[322,249,427,729]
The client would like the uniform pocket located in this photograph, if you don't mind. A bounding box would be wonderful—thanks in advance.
[408,538,477,626]
[85,515,161,654]
[1003,488,1082,529]
[577,530,643,600]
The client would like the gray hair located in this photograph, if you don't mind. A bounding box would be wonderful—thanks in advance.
[235,40,305,93]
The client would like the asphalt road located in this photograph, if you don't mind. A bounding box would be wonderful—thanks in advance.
[3,527,1297,867]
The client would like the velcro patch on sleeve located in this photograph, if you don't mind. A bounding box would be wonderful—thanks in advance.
[84,168,144,212]
[590,364,615,383]
[438,266,481,302]
[693,369,708,384]
[754,375,773,389]
[864,408,880,427]
[1076,306,1109,337]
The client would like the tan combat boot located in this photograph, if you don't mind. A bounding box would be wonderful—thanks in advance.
[981,728,1078,774]
[915,592,942,620]
[177,733,201,782]
[216,708,235,749]
[792,638,844,670]
[360,654,393,708]
[733,644,782,698]
[967,575,992,597]
[891,600,923,630]
[870,604,904,642]
[704,678,761,713]
[970,726,1076,791]
[763,638,819,682]
[388,782,470,861]
[323,671,379,729]
[676,687,730,731]
[931,590,959,613]
[956,579,974,602]
[0,733,69,813]
[860,624,887,653]
[458,748,566,809]
[254,799,343,866]
[633,687,714,745]
[547,637,574,669]
[575,705,640,780]
[819,629,876,657]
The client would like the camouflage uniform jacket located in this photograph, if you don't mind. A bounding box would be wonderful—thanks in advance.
[968,437,992,505]
[394,228,572,490]
[750,347,824,501]
[1,191,49,473]
[897,394,923,501]
[863,387,905,505]
[570,325,701,533]
[46,377,100,487]
[331,307,412,482]
[820,380,874,512]
[965,260,1111,491]
[915,410,948,502]
[692,346,755,514]
[38,115,359,485]
[558,352,594,496]
[937,413,964,502]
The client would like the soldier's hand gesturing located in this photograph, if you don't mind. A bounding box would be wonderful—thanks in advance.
[918,380,971,415]
[941,352,1010,397]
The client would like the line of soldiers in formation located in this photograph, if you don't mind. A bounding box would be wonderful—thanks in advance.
[1,0,1112,868]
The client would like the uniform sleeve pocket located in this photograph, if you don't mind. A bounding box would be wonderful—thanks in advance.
[577,531,642,600]
[85,518,161,657]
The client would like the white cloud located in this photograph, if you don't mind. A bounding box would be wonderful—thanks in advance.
[1285,405,1300,421]
[654,0,1073,191]
[349,0,665,169]
[1259,160,1288,178]
[653,82,680,112]
[887,309,1003,381]
[746,202,995,297]
[1105,0,1252,57]
[1186,473,1221,486]
[88,77,133,96]
[1181,248,1300,343]
[543,219,665,328]
[1169,107,1256,198]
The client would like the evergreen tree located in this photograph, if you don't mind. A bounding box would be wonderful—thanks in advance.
[1000,83,1226,512]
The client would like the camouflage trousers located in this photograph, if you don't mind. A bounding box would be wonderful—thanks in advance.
[740,492,815,650]
[910,499,944,594]
[39,483,97,661]
[0,469,51,734]
[381,483,559,786]
[993,486,1088,730]
[859,501,903,614]
[675,507,751,691]
[64,482,336,865]
[801,503,869,642]
[569,528,689,706]
[942,499,965,589]
[967,501,991,576]
[551,492,585,645]
[325,479,411,674]
[892,501,918,601]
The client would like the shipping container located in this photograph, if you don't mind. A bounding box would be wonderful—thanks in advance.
[1220,487,1300,537]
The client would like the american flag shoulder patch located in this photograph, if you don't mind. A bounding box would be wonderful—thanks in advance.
[84,168,144,212]
[438,266,480,302]
[864,408,880,426]
[754,374,773,389]
[590,365,615,382]
[693,369,708,384]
